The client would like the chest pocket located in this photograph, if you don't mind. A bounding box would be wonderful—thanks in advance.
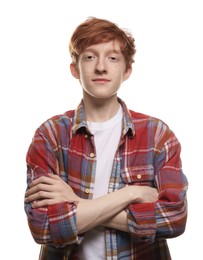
[121,164,155,186]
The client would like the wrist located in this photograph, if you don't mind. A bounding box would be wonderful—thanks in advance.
[125,185,140,204]
[78,197,86,203]
[115,186,136,205]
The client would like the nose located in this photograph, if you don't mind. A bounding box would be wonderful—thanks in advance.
[95,58,107,74]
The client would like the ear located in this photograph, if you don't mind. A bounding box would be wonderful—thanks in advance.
[70,63,80,79]
[123,66,132,81]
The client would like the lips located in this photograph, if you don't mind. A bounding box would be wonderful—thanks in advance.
[92,78,111,83]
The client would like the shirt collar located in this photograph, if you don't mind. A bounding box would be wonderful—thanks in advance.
[72,98,135,137]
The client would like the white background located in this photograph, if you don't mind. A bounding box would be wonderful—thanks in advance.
[0,0,202,259]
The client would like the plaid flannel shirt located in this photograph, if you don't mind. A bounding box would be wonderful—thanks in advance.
[25,98,188,259]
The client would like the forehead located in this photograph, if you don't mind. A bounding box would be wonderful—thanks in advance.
[82,40,122,54]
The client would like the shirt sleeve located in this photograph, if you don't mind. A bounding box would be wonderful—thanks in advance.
[126,123,188,243]
[24,126,80,247]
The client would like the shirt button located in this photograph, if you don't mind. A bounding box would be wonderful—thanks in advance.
[85,188,90,194]
[84,134,88,138]
[137,174,142,180]
[90,152,95,158]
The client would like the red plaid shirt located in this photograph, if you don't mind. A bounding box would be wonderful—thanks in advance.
[25,98,188,259]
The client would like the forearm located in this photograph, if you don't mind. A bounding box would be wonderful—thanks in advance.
[102,210,129,232]
[76,187,132,234]
[76,184,159,234]
[25,171,159,241]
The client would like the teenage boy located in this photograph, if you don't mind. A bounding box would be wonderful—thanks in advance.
[25,17,188,259]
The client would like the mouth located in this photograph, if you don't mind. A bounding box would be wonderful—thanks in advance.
[92,78,111,84]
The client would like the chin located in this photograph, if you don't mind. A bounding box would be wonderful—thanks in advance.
[92,94,117,100]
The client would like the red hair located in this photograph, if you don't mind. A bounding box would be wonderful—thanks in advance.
[69,17,136,70]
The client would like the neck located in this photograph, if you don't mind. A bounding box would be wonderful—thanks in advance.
[83,94,120,122]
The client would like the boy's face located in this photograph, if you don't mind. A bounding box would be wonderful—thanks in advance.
[70,40,132,100]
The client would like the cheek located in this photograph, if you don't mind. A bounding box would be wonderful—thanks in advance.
[80,71,89,84]
[115,70,126,83]
[79,71,92,89]
[114,65,126,78]
[79,65,92,79]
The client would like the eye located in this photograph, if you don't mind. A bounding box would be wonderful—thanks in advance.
[108,56,118,61]
[85,55,95,61]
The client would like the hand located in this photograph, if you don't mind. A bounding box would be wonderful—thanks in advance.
[25,174,80,208]
[127,185,158,204]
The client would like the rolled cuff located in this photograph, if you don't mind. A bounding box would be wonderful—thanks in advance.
[48,202,82,246]
[127,202,156,243]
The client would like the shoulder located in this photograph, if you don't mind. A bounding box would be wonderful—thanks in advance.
[41,110,74,128]
[129,109,169,129]
[34,110,75,143]
[129,110,174,145]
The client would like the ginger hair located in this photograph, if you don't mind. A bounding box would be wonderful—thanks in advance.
[69,17,136,70]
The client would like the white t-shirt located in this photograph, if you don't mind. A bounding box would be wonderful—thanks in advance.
[78,106,122,259]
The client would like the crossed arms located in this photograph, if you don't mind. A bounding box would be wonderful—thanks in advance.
[25,174,158,234]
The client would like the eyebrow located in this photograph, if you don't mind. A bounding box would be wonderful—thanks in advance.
[83,48,122,55]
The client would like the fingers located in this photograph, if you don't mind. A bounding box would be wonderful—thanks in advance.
[25,175,58,203]
[25,182,53,199]
[143,187,158,203]
[129,185,159,203]
[29,175,56,188]
[31,199,58,208]
[151,189,159,202]
[48,174,61,181]
[25,190,55,203]
[25,174,75,205]
[26,174,61,197]
[25,174,80,207]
